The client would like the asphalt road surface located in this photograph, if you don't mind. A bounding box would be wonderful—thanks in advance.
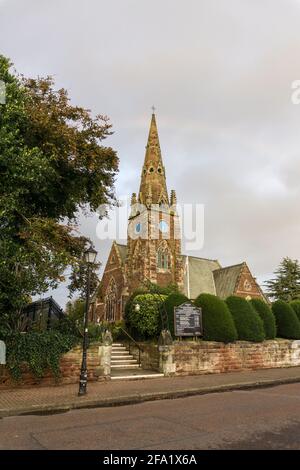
[1,382,300,450]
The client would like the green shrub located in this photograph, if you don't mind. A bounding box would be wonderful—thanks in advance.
[272,300,300,339]
[250,298,276,339]
[226,296,265,342]
[163,292,190,337]
[194,293,238,343]
[126,294,167,339]
[124,283,179,330]
[99,320,127,341]
[290,300,300,323]
[52,315,81,337]
[6,330,78,381]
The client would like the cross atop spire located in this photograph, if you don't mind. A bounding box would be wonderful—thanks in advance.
[151,105,156,114]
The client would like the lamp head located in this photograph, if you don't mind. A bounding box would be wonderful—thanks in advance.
[84,246,97,264]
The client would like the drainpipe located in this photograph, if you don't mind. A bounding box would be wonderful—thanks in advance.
[186,256,190,299]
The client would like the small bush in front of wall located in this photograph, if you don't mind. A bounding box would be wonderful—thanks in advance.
[6,330,78,381]
[290,300,300,323]
[163,292,190,337]
[194,293,238,343]
[272,300,300,339]
[250,298,276,339]
[127,294,167,339]
[226,296,265,342]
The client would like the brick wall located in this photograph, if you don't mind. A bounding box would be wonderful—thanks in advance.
[0,344,105,390]
[173,340,300,376]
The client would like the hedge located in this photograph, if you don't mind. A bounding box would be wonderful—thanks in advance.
[162,292,189,337]
[290,300,300,323]
[250,298,276,339]
[127,294,167,339]
[272,300,300,339]
[194,293,238,343]
[226,296,265,342]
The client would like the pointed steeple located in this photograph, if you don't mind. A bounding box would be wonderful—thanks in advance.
[138,113,169,206]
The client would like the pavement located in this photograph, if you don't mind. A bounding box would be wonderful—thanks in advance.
[1,366,300,418]
[1,382,300,449]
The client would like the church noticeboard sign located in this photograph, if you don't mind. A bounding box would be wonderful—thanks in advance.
[174,302,203,337]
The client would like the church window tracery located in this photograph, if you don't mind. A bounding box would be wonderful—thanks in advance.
[157,246,170,270]
[105,278,118,322]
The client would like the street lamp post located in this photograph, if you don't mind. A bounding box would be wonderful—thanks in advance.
[78,245,97,396]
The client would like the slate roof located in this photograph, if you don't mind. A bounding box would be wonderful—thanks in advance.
[107,243,263,301]
[213,263,244,300]
[182,255,221,299]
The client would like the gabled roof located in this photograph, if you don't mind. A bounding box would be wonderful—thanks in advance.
[213,263,244,299]
[115,243,127,265]
[182,255,221,299]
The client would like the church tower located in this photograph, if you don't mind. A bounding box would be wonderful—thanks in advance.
[126,113,183,293]
[92,112,268,324]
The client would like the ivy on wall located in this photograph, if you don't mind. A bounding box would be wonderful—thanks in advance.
[5,331,78,381]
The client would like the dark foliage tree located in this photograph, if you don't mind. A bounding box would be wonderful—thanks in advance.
[0,55,118,320]
[272,300,300,339]
[250,298,276,339]
[265,257,300,302]
[226,296,265,342]
[290,300,300,323]
[195,293,238,343]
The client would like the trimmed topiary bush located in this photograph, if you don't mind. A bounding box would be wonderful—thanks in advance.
[163,292,189,337]
[250,298,276,339]
[226,296,265,342]
[194,293,238,343]
[272,300,300,339]
[290,300,300,323]
[126,294,167,339]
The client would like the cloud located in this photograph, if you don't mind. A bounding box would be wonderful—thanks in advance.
[1,0,300,305]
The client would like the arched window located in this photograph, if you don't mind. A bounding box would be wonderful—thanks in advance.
[105,278,118,322]
[157,246,170,270]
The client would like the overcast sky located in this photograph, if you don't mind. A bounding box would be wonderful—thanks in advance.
[1,0,300,307]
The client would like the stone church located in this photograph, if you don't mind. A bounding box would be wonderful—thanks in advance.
[90,113,267,323]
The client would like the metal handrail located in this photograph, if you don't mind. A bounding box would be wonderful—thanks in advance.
[119,327,144,367]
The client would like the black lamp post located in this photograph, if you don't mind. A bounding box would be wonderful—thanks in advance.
[78,245,97,396]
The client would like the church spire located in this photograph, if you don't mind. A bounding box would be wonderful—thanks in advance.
[138,112,169,206]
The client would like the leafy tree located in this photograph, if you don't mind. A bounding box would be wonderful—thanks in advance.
[65,298,85,321]
[0,55,118,320]
[226,296,265,342]
[67,262,100,300]
[250,298,276,339]
[272,300,300,339]
[265,257,300,302]
[194,293,238,343]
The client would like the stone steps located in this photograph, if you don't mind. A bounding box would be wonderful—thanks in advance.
[110,342,163,380]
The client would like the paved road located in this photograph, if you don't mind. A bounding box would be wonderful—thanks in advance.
[1,382,300,450]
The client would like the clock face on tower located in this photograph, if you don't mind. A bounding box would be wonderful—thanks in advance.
[159,220,169,233]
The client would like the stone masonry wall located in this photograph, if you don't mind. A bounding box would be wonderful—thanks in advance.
[125,342,160,371]
[173,340,300,376]
[0,343,109,390]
